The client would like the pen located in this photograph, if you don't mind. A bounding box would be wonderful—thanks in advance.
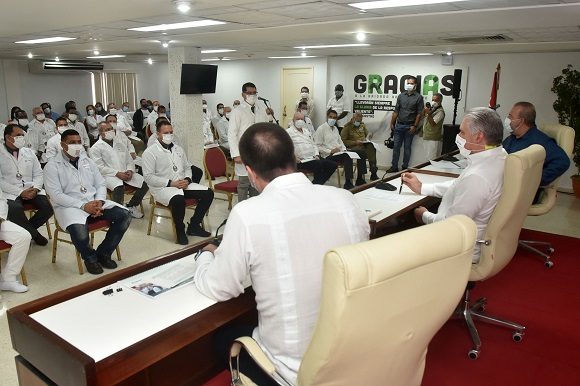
[399,173,404,195]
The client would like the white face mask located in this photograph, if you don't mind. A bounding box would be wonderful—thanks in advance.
[104,130,116,141]
[225,112,231,119]
[13,136,26,149]
[109,108,117,115]
[301,92,309,98]
[161,133,174,145]
[202,104,208,110]
[159,113,166,118]
[504,117,513,134]
[405,83,416,91]
[88,109,95,116]
[36,113,45,121]
[18,119,29,127]
[57,126,67,134]
[122,106,129,112]
[294,119,306,129]
[43,107,51,114]
[245,94,257,105]
[354,121,361,127]
[233,104,240,109]
[455,134,471,157]
[65,143,83,158]
[327,118,337,127]
[153,105,159,112]
[68,114,77,122]
[431,101,438,109]
[110,122,118,130]
[218,108,224,115]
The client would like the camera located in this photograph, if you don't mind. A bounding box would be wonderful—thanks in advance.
[384,137,394,149]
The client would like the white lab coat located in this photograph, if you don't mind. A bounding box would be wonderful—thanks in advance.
[0,146,45,200]
[44,151,125,229]
[45,133,61,160]
[85,115,105,139]
[28,118,56,162]
[89,137,143,190]
[142,141,207,206]
[68,121,90,147]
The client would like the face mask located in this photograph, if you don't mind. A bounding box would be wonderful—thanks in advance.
[431,102,438,109]
[13,136,26,149]
[104,130,116,141]
[68,114,77,122]
[57,126,67,134]
[300,109,308,117]
[88,109,95,116]
[504,117,514,134]
[202,104,208,110]
[162,133,174,145]
[327,118,336,126]
[301,92,309,98]
[109,108,117,115]
[354,121,361,127]
[96,106,103,112]
[455,134,471,157]
[335,91,343,98]
[233,104,240,109]
[110,122,118,130]
[218,108,224,115]
[245,94,257,105]
[159,113,166,118]
[405,83,416,91]
[65,143,83,158]
[122,106,129,112]
[43,107,51,114]
[153,105,159,112]
[225,112,231,119]
[294,120,306,129]
[36,113,45,121]
[18,119,29,127]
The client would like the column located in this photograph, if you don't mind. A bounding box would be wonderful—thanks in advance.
[167,46,204,170]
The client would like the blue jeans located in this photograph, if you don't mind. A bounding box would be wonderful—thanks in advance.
[391,123,415,170]
[67,206,132,263]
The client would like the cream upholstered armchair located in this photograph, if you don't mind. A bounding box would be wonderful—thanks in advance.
[229,215,477,386]
[460,144,545,360]
[519,123,575,268]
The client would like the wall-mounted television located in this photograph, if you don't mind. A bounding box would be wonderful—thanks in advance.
[180,64,217,94]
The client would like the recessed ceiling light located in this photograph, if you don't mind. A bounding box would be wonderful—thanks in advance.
[93,50,100,56]
[128,20,225,32]
[301,52,307,57]
[27,52,33,59]
[356,32,366,42]
[176,1,191,13]
[55,56,60,62]
[15,37,76,44]
[162,42,169,48]
[294,43,369,49]
[201,49,236,54]
[201,58,232,62]
[349,0,467,10]
[87,54,126,59]
[371,53,434,56]
[268,55,317,59]
[446,51,453,56]
[147,58,153,64]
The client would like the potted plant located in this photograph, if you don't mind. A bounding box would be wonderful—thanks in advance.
[551,64,580,196]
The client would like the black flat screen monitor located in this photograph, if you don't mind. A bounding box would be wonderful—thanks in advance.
[180,64,217,94]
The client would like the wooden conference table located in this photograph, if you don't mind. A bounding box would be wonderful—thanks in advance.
[8,152,463,386]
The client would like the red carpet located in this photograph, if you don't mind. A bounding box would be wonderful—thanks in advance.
[204,229,580,386]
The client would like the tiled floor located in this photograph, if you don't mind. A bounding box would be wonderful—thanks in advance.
[0,182,578,386]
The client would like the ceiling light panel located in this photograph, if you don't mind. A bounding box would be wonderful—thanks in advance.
[15,37,76,44]
[128,20,225,32]
[349,0,467,10]
[294,43,370,49]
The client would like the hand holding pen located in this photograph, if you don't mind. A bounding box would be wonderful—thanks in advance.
[401,173,422,195]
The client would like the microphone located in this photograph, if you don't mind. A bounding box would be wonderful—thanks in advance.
[258,96,269,102]
[213,218,227,246]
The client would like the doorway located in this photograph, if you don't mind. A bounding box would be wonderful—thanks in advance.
[281,67,313,128]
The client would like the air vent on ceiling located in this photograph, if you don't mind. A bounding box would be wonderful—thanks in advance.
[443,34,513,44]
[28,60,104,73]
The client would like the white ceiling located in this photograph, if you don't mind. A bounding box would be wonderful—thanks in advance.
[1,0,580,62]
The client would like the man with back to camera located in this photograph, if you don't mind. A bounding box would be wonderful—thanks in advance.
[228,82,274,201]
[402,107,506,263]
[44,129,132,275]
[387,76,424,172]
[421,93,446,161]
[502,101,570,203]
[326,84,350,132]
[194,122,370,385]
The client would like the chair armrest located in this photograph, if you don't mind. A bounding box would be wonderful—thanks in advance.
[229,336,290,386]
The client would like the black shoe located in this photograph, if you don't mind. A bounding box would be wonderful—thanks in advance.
[386,167,399,173]
[33,233,48,246]
[186,222,211,237]
[343,180,355,190]
[97,255,118,269]
[370,173,379,181]
[355,178,367,186]
[85,261,104,275]
[176,231,189,245]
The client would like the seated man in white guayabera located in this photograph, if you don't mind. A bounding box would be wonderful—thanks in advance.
[142,120,214,245]
[44,129,132,275]
[89,122,148,219]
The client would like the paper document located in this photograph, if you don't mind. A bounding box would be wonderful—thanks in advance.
[429,160,467,169]
[204,143,219,149]
[358,187,416,201]
[186,182,209,191]
[335,151,361,159]
[119,254,198,298]
[299,157,316,163]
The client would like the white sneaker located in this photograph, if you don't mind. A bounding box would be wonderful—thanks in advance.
[0,280,28,293]
[128,206,144,219]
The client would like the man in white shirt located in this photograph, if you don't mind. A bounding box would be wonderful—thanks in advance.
[194,123,370,385]
[297,101,315,136]
[228,82,274,201]
[146,101,161,133]
[89,122,148,219]
[326,84,351,132]
[0,124,53,246]
[295,86,314,117]
[44,129,132,275]
[105,114,138,159]
[142,120,214,245]
[215,106,231,159]
[402,107,507,263]
[28,106,56,164]
[64,110,90,150]
[46,117,71,161]
[314,109,362,189]
[0,186,30,293]
[288,112,337,185]
[119,102,134,128]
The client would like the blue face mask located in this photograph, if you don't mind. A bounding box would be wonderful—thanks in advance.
[354,121,361,127]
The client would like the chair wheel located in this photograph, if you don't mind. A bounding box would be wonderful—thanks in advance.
[512,332,524,342]
[545,260,554,268]
[468,349,479,360]
[547,247,555,254]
